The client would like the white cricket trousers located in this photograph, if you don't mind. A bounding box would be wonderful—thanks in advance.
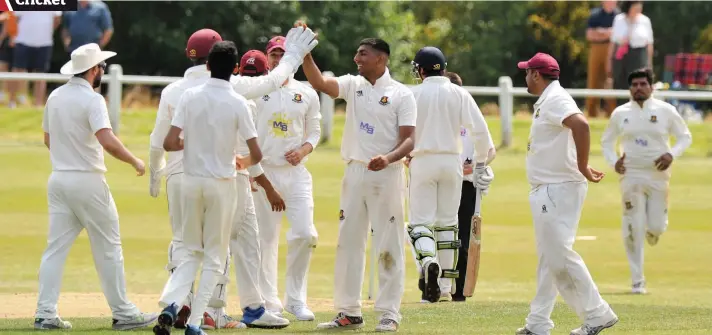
[36,171,140,320]
[229,174,266,310]
[407,154,463,293]
[334,161,406,323]
[620,176,669,285]
[525,182,616,335]
[158,175,236,327]
[254,165,317,312]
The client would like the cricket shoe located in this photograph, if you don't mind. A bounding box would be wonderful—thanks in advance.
[285,304,315,321]
[316,312,365,330]
[632,281,647,295]
[439,292,452,302]
[153,303,178,335]
[185,324,208,335]
[570,317,619,335]
[422,260,441,303]
[646,232,659,246]
[241,306,290,329]
[113,312,159,331]
[514,327,540,335]
[34,317,72,330]
[418,277,430,303]
[375,318,398,332]
[174,305,191,329]
[201,311,245,330]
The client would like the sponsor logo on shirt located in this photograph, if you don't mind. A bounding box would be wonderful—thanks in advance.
[268,113,293,138]
[356,90,363,97]
[359,121,374,134]
[262,95,270,101]
[634,138,648,147]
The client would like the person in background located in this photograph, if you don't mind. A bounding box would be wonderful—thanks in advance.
[62,0,114,54]
[0,11,17,103]
[607,1,654,99]
[585,0,619,118]
[8,11,61,108]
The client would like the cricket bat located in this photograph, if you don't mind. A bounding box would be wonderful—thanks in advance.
[463,187,483,297]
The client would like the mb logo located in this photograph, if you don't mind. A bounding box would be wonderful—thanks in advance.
[359,121,374,134]
[1,0,78,11]
[273,121,288,132]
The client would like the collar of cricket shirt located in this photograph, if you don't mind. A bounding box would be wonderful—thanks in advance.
[370,67,392,89]
[422,76,450,84]
[533,80,561,109]
[184,64,209,78]
[205,77,232,89]
[68,76,93,89]
[629,95,655,111]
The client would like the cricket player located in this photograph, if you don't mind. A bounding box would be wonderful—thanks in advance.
[447,71,496,302]
[252,35,321,321]
[515,53,619,335]
[600,68,692,294]
[36,43,158,330]
[148,26,318,330]
[153,40,268,335]
[406,47,495,303]
[302,37,415,333]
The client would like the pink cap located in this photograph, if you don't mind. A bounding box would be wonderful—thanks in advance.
[517,52,560,76]
[266,35,286,54]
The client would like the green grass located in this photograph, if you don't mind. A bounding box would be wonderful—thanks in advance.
[0,108,711,334]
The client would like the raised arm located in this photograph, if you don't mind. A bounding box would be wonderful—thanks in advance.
[302,53,340,98]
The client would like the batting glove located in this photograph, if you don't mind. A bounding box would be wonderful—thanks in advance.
[474,164,494,196]
[281,26,319,69]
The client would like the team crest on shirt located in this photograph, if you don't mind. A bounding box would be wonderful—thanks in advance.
[649,115,658,123]
[356,90,363,97]
[268,113,293,138]
[534,108,540,119]
[625,201,633,210]
[292,93,303,103]
[339,209,345,221]
[389,216,395,223]
[262,95,270,101]
[379,96,390,106]
[460,128,467,137]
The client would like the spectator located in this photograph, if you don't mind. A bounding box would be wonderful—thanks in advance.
[0,11,17,102]
[8,11,61,108]
[62,0,113,53]
[607,1,654,95]
[585,1,619,118]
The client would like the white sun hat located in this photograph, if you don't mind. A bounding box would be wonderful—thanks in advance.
[60,43,117,75]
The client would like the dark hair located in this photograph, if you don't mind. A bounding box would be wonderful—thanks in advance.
[445,71,462,86]
[422,69,445,77]
[359,38,390,56]
[541,73,559,81]
[207,41,238,80]
[627,67,654,85]
[620,1,642,15]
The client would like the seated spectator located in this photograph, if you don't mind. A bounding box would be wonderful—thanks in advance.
[8,11,61,108]
[62,0,113,53]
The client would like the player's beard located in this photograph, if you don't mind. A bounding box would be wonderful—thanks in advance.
[633,90,649,102]
[92,73,102,88]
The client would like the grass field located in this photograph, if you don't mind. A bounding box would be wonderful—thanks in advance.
[0,107,711,335]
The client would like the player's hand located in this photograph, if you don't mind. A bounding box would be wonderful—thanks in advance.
[249,177,258,192]
[284,149,305,166]
[149,167,162,197]
[474,164,494,195]
[654,153,673,171]
[265,188,286,212]
[580,166,605,183]
[235,155,251,170]
[368,155,389,171]
[404,155,412,168]
[614,153,626,174]
[133,159,146,176]
[284,23,319,60]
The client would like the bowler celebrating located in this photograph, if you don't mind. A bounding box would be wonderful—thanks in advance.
[252,35,321,321]
[601,68,692,294]
[515,53,618,335]
[37,43,158,331]
[303,37,415,333]
[407,47,494,303]
[153,41,263,335]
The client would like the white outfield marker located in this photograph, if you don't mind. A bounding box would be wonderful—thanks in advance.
[576,236,598,241]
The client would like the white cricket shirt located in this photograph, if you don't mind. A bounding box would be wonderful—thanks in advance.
[171,78,257,179]
[149,65,210,177]
[253,77,321,166]
[526,80,587,186]
[601,97,692,180]
[410,76,493,164]
[42,77,112,173]
[235,100,264,177]
[336,68,417,164]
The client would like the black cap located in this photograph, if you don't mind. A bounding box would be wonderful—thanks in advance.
[413,46,446,72]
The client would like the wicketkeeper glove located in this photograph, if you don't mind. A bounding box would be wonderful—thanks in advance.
[281,26,319,69]
[474,164,494,196]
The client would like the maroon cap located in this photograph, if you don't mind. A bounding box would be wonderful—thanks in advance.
[186,29,222,59]
[517,52,560,76]
[239,50,268,76]
[266,35,286,54]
